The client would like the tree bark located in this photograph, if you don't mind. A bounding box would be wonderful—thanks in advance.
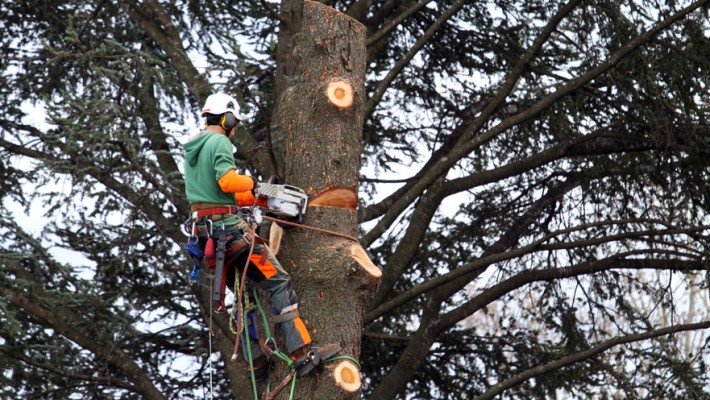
[273,1,369,399]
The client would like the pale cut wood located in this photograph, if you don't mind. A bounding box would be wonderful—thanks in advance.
[309,186,357,210]
[326,80,354,109]
[333,360,361,392]
[350,243,382,278]
[268,221,284,256]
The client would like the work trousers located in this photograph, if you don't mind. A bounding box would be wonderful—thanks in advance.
[195,220,312,357]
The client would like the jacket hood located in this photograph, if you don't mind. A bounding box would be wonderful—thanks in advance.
[184,131,216,167]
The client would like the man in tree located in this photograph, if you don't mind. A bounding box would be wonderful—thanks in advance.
[182,93,339,383]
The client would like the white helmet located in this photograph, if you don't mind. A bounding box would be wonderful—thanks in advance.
[201,93,244,120]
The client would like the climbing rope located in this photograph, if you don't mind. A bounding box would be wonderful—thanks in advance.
[262,215,359,242]
[200,208,363,399]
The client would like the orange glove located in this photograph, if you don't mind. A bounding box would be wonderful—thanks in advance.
[234,191,255,206]
[234,191,268,207]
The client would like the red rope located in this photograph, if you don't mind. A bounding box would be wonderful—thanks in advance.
[262,215,359,243]
[231,226,257,361]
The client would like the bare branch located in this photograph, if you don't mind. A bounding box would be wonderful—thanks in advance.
[364,0,468,118]
[360,0,706,247]
[361,0,583,241]
[365,1,435,46]
[474,320,710,400]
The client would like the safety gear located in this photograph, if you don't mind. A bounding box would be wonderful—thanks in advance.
[201,93,244,119]
[202,93,243,132]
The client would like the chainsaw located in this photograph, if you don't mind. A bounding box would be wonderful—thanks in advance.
[255,182,308,223]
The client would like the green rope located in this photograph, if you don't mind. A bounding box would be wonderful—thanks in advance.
[289,373,298,399]
[324,355,362,370]
[253,286,273,341]
[245,283,364,400]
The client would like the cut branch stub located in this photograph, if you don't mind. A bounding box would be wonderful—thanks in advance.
[309,186,357,210]
[350,243,382,278]
[326,80,354,109]
[268,221,284,256]
[333,360,361,392]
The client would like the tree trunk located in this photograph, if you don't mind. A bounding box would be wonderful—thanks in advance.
[273,1,369,399]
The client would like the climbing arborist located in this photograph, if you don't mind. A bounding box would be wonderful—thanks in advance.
[182,92,339,383]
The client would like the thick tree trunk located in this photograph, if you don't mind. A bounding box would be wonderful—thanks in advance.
[273,1,369,399]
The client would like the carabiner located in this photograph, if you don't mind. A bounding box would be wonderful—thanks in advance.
[206,219,213,237]
[264,337,279,354]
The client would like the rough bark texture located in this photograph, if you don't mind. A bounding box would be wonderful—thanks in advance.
[273,1,368,399]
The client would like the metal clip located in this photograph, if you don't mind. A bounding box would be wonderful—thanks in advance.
[190,220,197,239]
[264,337,279,354]
[205,219,213,237]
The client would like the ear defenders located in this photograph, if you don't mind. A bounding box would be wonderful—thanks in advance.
[220,112,238,132]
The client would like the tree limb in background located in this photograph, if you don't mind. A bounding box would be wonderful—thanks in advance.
[474,320,710,400]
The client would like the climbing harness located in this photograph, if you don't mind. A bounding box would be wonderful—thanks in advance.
[184,205,362,399]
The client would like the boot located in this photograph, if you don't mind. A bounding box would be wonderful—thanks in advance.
[292,343,341,376]
[248,355,273,384]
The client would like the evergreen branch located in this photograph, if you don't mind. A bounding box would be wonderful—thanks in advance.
[0,348,137,391]
[365,212,709,324]
[187,285,251,398]
[365,1,435,46]
[366,176,581,322]
[135,67,185,206]
[359,0,706,246]
[363,331,412,341]
[435,256,708,333]
[369,255,709,399]
[651,38,710,69]
[118,0,272,178]
[260,0,283,22]
[0,125,180,245]
[474,320,710,400]
[441,130,644,196]
[364,0,468,118]
[116,0,211,103]
[0,286,167,400]
[361,0,582,239]
[368,176,446,306]
[112,139,165,195]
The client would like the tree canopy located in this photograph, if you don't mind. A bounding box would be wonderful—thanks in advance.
[1,0,710,399]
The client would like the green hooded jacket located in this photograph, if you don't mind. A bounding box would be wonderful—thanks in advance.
[183,130,238,206]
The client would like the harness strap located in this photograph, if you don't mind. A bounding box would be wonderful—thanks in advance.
[193,207,241,219]
[273,310,300,323]
[191,202,238,211]
[213,231,229,311]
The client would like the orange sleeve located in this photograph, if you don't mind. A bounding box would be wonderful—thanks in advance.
[218,169,254,193]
